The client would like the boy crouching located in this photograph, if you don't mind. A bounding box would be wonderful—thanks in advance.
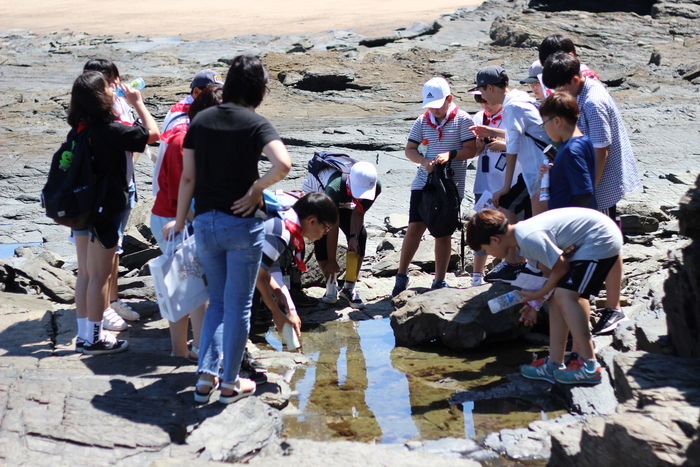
[466,207,623,385]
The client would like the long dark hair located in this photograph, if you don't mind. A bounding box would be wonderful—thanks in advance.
[188,85,223,120]
[83,58,120,83]
[67,71,117,128]
[222,55,268,108]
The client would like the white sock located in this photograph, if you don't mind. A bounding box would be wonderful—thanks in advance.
[87,320,103,345]
[77,318,89,341]
[524,263,541,273]
[473,273,483,278]
[343,281,355,291]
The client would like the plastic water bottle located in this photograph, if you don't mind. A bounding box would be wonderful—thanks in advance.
[418,138,429,155]
[115,77,146,97]
[283,323,300,350]
[488,290,525,314]
[539,157,550,202]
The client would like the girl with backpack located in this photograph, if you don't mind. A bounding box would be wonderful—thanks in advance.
[70,71,160,355]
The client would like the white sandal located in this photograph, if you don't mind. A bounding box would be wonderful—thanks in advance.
[219,378,256,405]
[194,377,218,404]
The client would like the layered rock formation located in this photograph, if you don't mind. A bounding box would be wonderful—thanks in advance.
[663,174,700,358]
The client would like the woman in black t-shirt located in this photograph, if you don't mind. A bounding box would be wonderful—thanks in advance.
[170,55,291,404]
[69,71,159,356]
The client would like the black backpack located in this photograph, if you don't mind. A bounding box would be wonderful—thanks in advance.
[419,162,461,238]
[307,151,358,190]
[41,128,97,229]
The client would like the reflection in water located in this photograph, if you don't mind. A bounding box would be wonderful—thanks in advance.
[266,319,565,444]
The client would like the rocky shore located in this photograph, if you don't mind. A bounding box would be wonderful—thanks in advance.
[1,0,700,465]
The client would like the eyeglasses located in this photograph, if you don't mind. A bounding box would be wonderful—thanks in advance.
[322,223,332,234]
[538,118,555,130]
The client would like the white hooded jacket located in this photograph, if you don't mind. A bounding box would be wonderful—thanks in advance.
[502,89,551,195]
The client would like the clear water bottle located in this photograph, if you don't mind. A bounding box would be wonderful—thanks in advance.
[539,157,550,202]
[418,138,429,155]
[488,290,525,313]
[115,77,146,97]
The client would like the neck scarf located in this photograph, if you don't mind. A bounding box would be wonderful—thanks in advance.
[423,103,458,141]
[284,211,307,272]
[483,110,502,127]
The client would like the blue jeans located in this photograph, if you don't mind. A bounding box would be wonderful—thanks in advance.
[194,211,264,383]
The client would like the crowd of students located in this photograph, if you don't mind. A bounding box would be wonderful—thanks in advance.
[66,32,638,401]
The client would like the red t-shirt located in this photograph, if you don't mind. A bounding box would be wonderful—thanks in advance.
[152,126,187,218]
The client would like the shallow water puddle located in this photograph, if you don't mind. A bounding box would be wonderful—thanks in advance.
[262,319,566,443]
[0,242,41,259]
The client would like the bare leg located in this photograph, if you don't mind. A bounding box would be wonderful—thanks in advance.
[189,303,206,350]
[397,222,427,275]
[109,253,119,303]
[434,235,452,282]
[169,314,191,357]
[547,296,569,366]
[530,192,548,216]
[604,255,623,310]
[86,241,117,322]
[473,254,487,274]
[75,236,89,320]
[553,288,595,361]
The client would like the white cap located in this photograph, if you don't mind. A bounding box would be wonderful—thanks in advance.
[349,161,378,200]
[422,77,451,109]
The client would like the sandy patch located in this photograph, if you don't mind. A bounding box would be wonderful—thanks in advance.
[1,1,483,40]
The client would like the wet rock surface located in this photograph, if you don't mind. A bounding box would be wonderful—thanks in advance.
[2,0,700,464]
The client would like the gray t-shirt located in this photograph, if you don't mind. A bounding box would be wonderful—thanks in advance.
[515,207,622,269]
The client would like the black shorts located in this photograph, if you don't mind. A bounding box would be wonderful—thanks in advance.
[557,255,619,298]
[408,190,424,224]
[499,173,531,219]
[314,207,367,260]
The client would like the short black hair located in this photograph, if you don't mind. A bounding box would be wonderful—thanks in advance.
[222,55,269,108]
[542,53,581,90]
[188,85,223,120]
[83,58,120,82]
[492,69,509,89]
[293,193,338,226]
[539,91,580,126]
[539,34,576,65]
[67,71,117,128]
[466,209,508,251]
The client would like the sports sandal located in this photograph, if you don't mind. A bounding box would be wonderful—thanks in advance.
[219,378,256,405]
[194,377,219,404]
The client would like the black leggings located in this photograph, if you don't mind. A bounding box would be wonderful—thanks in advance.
[314,208,367,260]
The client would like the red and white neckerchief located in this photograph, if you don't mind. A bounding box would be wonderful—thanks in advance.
[284,210,307,272]
[344,178,366,213]
[159,122,189,144]
[483,110,502,127]
[423,103,459,141]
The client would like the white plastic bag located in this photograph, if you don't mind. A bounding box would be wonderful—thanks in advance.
[149,228,208,323]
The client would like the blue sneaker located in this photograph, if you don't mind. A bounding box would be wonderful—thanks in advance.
[520,357,558,384]
[431,280,449,290]
[553,357,602,385]
[391,273,411,297]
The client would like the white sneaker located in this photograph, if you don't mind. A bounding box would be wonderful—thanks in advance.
[102,307,127,331]
[111,300,140,321]
[471,274,485,287]
[321,280,338,304]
